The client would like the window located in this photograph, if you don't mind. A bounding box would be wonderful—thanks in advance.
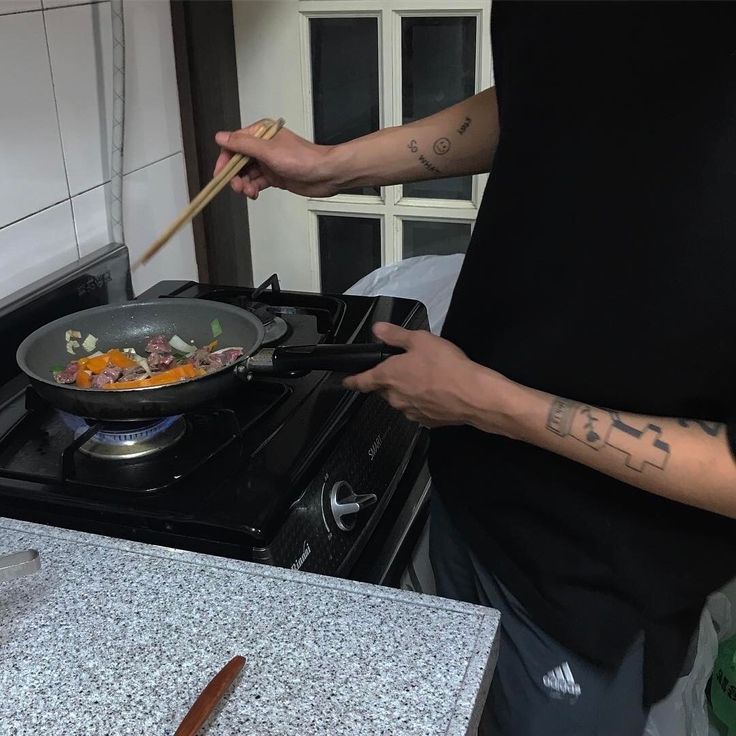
[237,2,490,294]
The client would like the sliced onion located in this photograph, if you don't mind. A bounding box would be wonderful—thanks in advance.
[122,348,152,377]
[66,340,80,355]
[169,335,197,355]
[81,334,98,353]
[65,329,82,342]
[135,356,152,377]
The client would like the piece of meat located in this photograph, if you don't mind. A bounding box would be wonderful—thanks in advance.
[204,353,224,372]
[148,351,175,371]
[92,365,123,388]
[120,366,147,382]
[195,353,225,374]
[218,348,243,366]
[193,348,243,374]
[145,335,171,354]
[54,362,78,384]
[188,347,213,369]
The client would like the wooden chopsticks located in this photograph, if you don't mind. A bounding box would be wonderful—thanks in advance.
[132,117,285,270]
[173,655,246,736]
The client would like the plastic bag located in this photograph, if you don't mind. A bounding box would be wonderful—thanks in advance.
[710,636,736,735]
[345,254,464,334]
[644,587,736,736]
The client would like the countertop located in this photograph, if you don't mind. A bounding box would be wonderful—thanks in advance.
[0,518,499,735]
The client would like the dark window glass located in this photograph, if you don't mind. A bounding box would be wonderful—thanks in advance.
[402,219,471,259]
[319,215,381,293]
[311,18,380,196]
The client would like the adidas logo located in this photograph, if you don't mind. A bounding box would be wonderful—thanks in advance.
[542,662,581,701]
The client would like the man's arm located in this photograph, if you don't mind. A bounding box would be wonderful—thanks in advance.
[330,88,499,189]
[343,324,736,520]
[486,381,736,518]
[213,88,499,199]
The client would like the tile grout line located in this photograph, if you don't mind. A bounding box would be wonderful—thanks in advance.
[43,0,109,11]
[0,198,70,232]
[0,7,41,15]
[0,180,112,234]
[0,1,107,18]
[0,153,184,236]
[123,150,182,178]
[40,5,79,258]
[0,0,106,16]
[74,178,111,199]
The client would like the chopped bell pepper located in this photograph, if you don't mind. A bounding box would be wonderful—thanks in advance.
[75,369,93,388]
[78,349,137,374]
[106,349,138,369]
[79,354,110,373]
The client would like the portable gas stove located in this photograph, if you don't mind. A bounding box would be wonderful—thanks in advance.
[0,245,431,583]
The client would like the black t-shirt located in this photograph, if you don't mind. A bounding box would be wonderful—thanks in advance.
[429,1,736,705]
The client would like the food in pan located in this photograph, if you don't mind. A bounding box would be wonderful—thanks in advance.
[52,333,243,389]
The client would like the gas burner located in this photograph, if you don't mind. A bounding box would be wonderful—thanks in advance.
[246,302,289,345]
[60,413,187,460]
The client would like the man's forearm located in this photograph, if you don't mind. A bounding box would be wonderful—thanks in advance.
[472,376,736,518]
[326,88,499,190]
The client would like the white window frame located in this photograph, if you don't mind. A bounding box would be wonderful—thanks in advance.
[299,0,491,290]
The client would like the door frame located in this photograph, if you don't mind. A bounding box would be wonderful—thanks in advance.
[170,0,254,286]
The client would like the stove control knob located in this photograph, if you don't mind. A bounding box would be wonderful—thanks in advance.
[330,481,377,532]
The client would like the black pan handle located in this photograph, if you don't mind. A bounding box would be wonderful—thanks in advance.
[273,343,404,373]
[245,343,404,375]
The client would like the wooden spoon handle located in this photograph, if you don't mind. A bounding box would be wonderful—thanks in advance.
[173,655,246,736]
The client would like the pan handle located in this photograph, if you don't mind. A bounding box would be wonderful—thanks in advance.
[245,343,404,375]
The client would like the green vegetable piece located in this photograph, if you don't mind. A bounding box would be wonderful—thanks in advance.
[50,365,64,374]
[211,318,223,338]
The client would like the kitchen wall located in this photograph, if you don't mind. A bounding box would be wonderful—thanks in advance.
[0,0,199,298]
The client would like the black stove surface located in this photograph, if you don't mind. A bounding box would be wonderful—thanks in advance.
[0,265,427,562]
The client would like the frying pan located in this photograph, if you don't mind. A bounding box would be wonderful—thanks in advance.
[16,299,400,421]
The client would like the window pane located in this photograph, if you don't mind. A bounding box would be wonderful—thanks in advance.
[319,215,381,293]
[311,17,380,196]
[402,16,476,201]
[402,220,471,259]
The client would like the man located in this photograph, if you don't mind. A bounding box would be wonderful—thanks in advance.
[214,3,736,734]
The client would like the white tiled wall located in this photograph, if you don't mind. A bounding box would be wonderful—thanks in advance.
[0,0,199,298]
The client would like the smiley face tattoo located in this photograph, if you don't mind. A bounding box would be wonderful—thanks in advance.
[433,137,452,155]
[407,132,456,174]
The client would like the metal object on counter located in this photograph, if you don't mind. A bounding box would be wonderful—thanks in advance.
[0,550,40,584]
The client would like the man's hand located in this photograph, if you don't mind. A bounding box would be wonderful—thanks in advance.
[343,323,511,431]
[214,123,339,199]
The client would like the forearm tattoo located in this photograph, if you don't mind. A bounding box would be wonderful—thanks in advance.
[407,140,443,175]
[406,116,472,176]
[546,398,671,472]
[677,419,723,437]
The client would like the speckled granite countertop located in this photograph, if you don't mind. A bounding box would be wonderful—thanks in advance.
[0,518,499,736]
